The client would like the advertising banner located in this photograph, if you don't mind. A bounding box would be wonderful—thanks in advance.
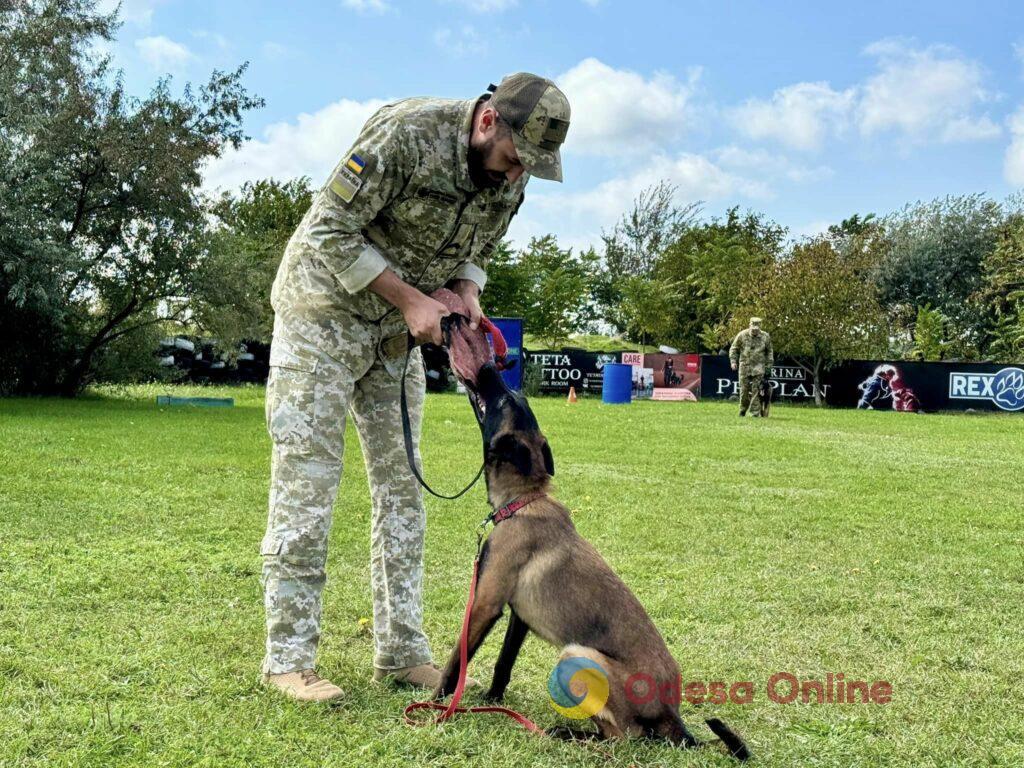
[645,353,700,400]
[700,355,1024,412]
[525,350,622,394]
[829,361,1024,412]
[490,317,524,391]
[700,356,825,403]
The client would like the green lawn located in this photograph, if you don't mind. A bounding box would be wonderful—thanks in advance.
[1,386,1022,767]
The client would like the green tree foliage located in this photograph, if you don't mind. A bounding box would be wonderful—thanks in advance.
[876,195,1002,358]
[733,237,888,404]
[657,207,786,351]
[596,182,699,336]
[478,240,531,320]
[480,235,595,345]
[616,276,683,350]
[0,0,262,395]
[910,304,949,361]
[977,214,1024,362]
[195,178,313,346]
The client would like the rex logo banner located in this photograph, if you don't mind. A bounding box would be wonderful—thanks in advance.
[949,367,1024,411]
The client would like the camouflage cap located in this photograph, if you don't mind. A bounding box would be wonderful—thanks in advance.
[750,317,763,327]
[488,72,570,182]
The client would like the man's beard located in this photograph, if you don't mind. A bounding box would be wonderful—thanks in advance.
[468,138,506,190]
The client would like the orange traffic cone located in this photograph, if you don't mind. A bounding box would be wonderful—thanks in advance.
[567,386,578,404]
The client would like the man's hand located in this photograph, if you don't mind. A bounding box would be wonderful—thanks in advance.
[402,292,450,345]
[731,362,738,371]
[448,278,483,330]
[368,269,449,345]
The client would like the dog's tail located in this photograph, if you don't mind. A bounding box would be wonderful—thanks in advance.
[705,717,752,761]
[662,710,751,761]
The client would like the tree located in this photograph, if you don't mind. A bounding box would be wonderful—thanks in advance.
[910,304,949,361]
[478,240,532,319]
[195,178,313,346]
[616,276,683,350]
[0,0,262,395]
[976,214,1024,362]
[876,195,1003,358]
[733,237,888,405]
[502,235,594,345]
[657,207,786,351]
[596,182,700,336]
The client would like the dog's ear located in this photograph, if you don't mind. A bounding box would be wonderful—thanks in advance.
[491,433,533,477]
[541,440,555,477]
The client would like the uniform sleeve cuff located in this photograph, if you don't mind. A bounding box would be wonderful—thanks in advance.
[453,262,487,291]
[336,244,388,293]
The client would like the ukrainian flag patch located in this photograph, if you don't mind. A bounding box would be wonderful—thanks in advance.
[346,153,366,174]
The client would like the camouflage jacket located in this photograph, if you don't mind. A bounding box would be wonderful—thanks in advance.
[271,96,527,332]
[729,329,774,375]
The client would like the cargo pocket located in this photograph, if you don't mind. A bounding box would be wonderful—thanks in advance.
[260,534,283,557]
[266,341,320,448]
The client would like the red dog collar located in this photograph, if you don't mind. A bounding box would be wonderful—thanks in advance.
[491,492,545,525]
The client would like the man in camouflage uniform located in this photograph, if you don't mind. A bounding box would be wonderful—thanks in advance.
[261,73,571,702]
[729,317,774,417]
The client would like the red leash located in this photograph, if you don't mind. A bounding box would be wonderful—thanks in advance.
[403,556,543,734]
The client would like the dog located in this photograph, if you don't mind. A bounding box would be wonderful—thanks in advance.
[431,364,751,760]
[758,376,772,417]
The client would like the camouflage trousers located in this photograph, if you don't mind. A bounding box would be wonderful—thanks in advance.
[739,371,765,417]
[261,311,431,674]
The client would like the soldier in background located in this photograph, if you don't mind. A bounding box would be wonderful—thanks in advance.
[261,74,570,702]
[729,317,774,417]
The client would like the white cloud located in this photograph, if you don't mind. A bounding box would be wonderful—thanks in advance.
[792,220,834,239]
[731,39,1000,151]
[713,145,833,184]
[203,97,389,192]
[556,58,699,156]
[1005,107,1024,187]
[261,41,292,60]
[731,82,855,151]
[508,153,768,248]
[97,0,166,27]
[433,25,485,57]
[135,35,195,72]
[858,39,998,143]
[341,0,391,13]
[444,0,517,11]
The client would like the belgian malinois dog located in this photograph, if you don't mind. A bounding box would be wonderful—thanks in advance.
[758,376,773,417]
[432,364,750,760]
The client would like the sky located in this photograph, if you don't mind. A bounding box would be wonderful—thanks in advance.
[98,0,1024,252]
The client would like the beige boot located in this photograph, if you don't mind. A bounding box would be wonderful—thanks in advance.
[373,662,479,689]
[262,669,344,703]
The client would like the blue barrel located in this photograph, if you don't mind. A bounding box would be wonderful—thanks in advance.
[602,363,633,404]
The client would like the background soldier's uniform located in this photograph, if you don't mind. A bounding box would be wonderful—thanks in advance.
[262,95,526,675]
[729,328,774,417]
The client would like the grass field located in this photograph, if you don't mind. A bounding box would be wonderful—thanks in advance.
[1,385,1022,767]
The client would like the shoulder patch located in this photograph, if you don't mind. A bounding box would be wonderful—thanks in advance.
[328,166,363,203]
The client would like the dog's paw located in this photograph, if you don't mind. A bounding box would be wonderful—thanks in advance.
[429,685,446,702]
[482,688,504,703]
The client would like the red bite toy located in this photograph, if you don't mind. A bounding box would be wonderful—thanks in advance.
[429,288,511,388]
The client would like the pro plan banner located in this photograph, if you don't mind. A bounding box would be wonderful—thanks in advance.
[701,354,1024,412]
[701,356,827,403]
